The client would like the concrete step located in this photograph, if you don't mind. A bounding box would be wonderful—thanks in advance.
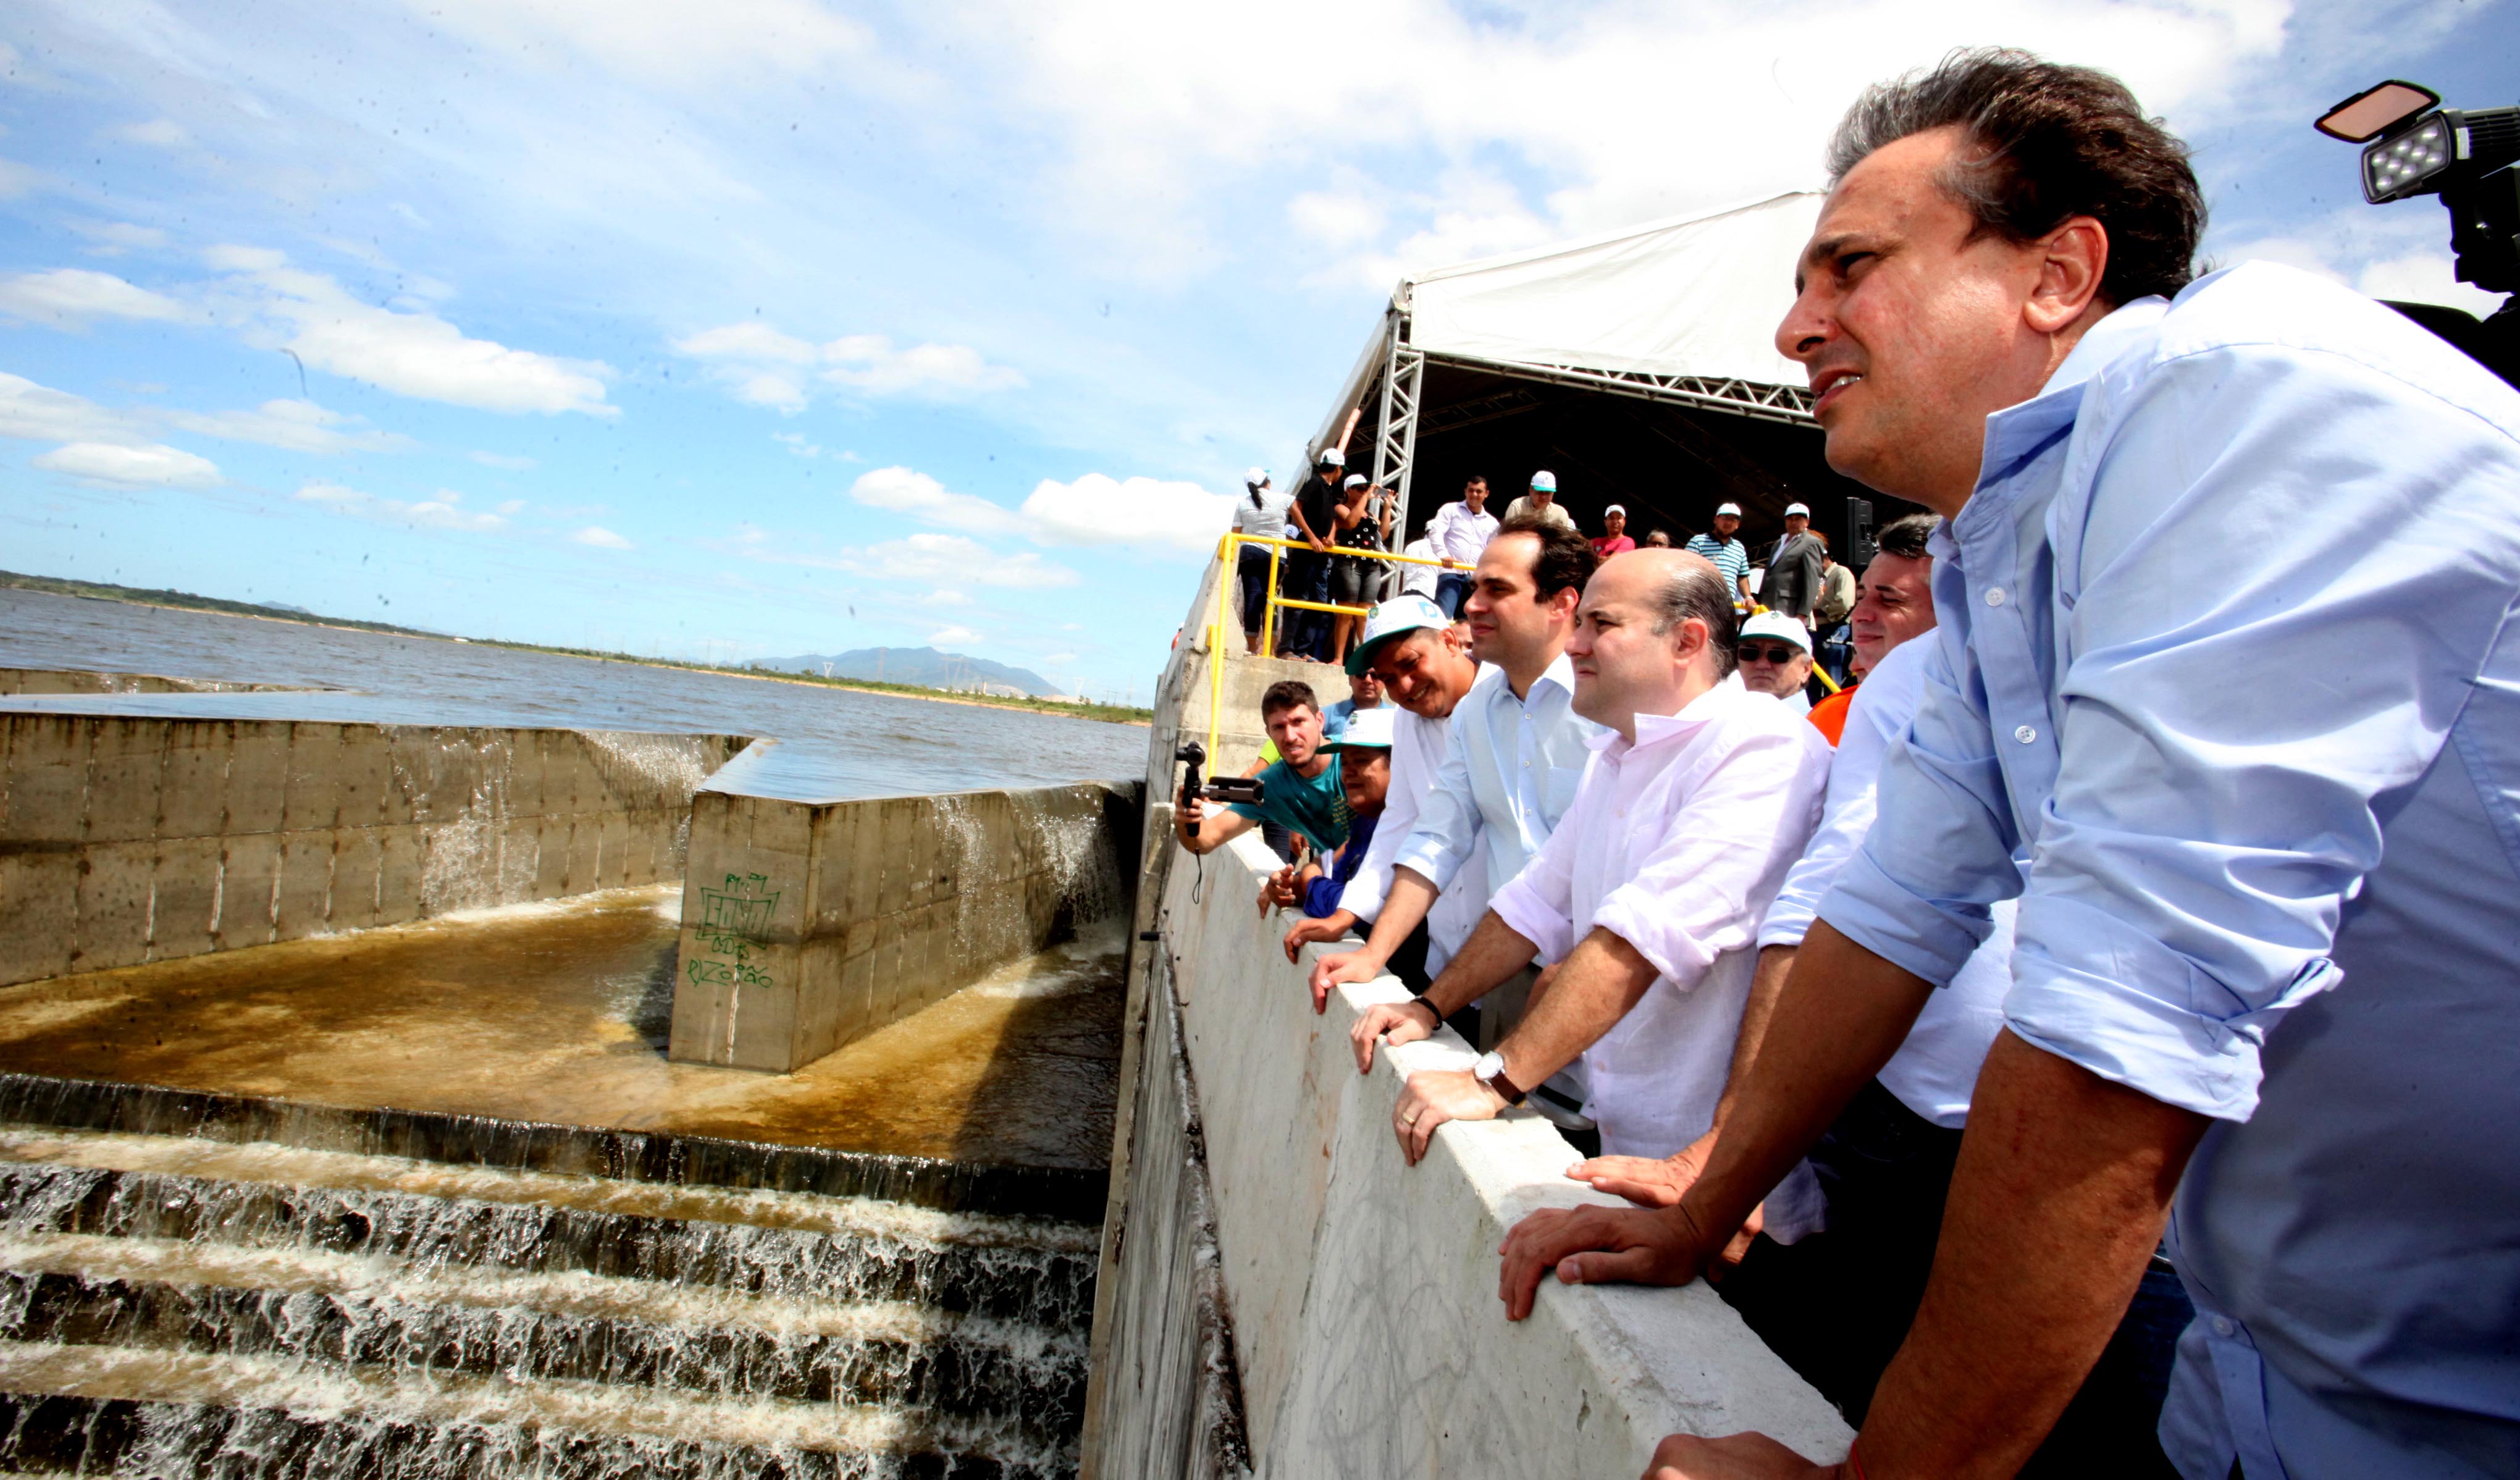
[0,1343,1059,1478]
[0,1235,1085,1450]
[0,1132,1096,1329]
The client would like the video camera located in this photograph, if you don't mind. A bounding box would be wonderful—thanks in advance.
[1174,741,1264,808]
[2317,79,2519,386]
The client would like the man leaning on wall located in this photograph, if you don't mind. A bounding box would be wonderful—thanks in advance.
[1498,48,2520,1480]
[1345,549,1830,1171]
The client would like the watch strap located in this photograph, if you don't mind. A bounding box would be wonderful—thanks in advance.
[1479,1056,1527,1106]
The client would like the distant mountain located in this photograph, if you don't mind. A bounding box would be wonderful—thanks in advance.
[753,646,1057,698]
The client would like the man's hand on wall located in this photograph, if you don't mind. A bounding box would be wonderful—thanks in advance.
[1350,1001,1435,1073]
[1281,915,1350,963]
[1495,1201,1713,1321]
[1392,1069,1505,1167]
[1308,948,1387,1014]
[1258,864,1301,915]
[1566,1126,1715,1208]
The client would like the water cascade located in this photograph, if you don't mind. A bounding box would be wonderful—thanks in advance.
[0,1077,1101,1478]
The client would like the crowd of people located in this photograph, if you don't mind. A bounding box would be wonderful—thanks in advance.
[1182,46,2520,1480]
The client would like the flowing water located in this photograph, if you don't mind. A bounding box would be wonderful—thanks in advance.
[0,589,1146,802]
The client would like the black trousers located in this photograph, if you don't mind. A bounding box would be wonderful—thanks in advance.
[1718,1079,2190,1478]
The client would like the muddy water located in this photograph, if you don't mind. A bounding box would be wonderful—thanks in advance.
[0,888,1124,1170]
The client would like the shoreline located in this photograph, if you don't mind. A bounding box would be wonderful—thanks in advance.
[1,574,1152,728]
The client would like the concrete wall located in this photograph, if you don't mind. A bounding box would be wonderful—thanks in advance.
[0,715,744,987]
[667,780,1142,1074]
[1140,555,1330,821]
[1085,819,1851,1478]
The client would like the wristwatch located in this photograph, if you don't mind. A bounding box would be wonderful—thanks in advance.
[1471,1051,1526,1106]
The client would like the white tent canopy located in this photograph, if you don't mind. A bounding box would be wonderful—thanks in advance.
[1307,193,1829,511]
[1405,191,1824,387]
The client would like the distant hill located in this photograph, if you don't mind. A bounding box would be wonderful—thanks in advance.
[753,647,1057,698]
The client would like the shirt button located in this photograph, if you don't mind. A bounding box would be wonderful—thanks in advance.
[1984,587,2007,607]
[2014,725,2037,744]
[2211,1316,2235,1338]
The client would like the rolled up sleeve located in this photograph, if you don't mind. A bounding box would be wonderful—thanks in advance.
[1596,727,1829,989]
[2007,345,2517,1120]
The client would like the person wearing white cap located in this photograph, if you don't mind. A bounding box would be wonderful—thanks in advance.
[1230,467,1296,654]
[1590,504,1636,560]
[1349,548,1831,1169]
[1501,469,1576,532]
[1328,473,1394,662]
[1258,704,1399,934]
[1760,500,1827,621]
[1279,447,1347,662]
[1685,502,1753,604]
[1736,611,1818,713]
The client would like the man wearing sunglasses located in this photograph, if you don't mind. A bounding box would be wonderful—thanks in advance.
[1735,612,1816,714]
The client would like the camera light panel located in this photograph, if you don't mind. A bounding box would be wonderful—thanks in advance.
[2363,114,2453,202]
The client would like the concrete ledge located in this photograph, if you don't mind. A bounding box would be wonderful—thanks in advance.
[0,667,318,696]
[668,780,1142,1074]
[0,715,743,986]
[1103,827,1849,1475]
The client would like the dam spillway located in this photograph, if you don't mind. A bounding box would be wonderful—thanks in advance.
[0,658,1144,1477]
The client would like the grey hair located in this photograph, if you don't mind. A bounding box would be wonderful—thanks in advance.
[1825,48,2204,305]
[1649,559,1741,678]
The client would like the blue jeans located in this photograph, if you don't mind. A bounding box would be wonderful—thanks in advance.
[1237,547,1274,639]
[1434,571,1472,618]
[1281,555,1334,660]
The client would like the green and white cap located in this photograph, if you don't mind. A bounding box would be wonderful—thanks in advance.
[1345,593,1450,677]
[1327,705,1396,751]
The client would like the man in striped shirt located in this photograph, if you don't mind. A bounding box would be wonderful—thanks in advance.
[1684,502,1752,605]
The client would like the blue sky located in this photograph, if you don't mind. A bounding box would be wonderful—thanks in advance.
[2,0,2508,702]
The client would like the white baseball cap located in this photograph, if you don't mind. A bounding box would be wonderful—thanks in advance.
[1345,593,1450,677]
[1741,611,1813,654]
[1529,469,1558,493]
[1604,503,1626,517]
[1343,474,1369,490]
[1715,502,1744,518]
[1326,704,1396,751]
[1246,466,1270,487]
[1317,447,1345,467]
[1784,502,1811,518]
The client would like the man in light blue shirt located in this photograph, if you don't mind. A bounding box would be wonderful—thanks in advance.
[1497,49,2520,1479]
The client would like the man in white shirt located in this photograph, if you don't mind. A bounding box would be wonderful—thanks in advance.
[1347,550,1831,1163]
[1423,474,1499,618]
[1307,515,1604,1119]
[1499,469,1576,532]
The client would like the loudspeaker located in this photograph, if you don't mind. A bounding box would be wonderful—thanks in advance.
[1844,497,1876,568]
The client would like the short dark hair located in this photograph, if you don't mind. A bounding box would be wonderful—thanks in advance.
[1876,512,1939,560]
[1259,679,1319,718]
[1650,558,1743,678]
[1492,513,1598,600]
[1826,48,2203,306]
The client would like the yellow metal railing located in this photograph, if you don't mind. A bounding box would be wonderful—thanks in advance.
[1206,532,1452,757]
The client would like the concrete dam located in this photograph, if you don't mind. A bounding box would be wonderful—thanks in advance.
[0,591,1843,1477]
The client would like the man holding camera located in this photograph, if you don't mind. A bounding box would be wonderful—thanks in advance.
[1174,679,1348,860]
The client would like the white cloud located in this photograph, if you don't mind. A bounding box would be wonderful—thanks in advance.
[673,319,1023,411]
[33,441,220,489]
[114,119,191,148]
[2219,214,2507,319]
[470,450,539,469]
[1020,471,1234,554]
[847,532,1078,589]
[1287,188,1387,248]
[847,465,1020,535]
[419,0,872,86]
[295,479,508,532]
[0,158,34,201]
[497,498,529,515]
[70,221,171,257]
[0,267,192,327]
[572,524,634,549]
[207,248,615,416]
[0,372,138,444]
[930,624,985,646]
[772,431,822,458]
[821,334,1026,395]
[164,398,414,454]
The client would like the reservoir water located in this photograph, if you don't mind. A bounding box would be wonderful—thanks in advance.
[0,589,1146,802]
